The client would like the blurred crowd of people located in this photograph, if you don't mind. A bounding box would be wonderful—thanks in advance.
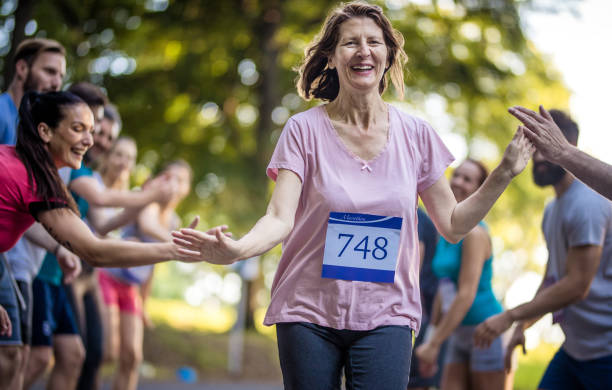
[0,38,193,390]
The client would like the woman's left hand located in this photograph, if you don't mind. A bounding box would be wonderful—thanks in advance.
[415,342,439,377]
[473,311,514,348]
[500,126,536,178]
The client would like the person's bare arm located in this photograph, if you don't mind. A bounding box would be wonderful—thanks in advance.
[37,208,200,267]
[474,244,601,347]
[137,204,172,242]
[172,169,302,265]
[420,127,534,243]
[23,222,81,282]
[415,226,489,369]
[86,205,141,237]
[69,175,171,208]
[510,105,612,201]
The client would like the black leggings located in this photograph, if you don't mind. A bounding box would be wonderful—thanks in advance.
[67,275,104,390]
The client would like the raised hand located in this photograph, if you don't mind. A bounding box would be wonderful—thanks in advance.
[473,311,514,349]
[172,223,238,265]
[500,126,536,178]
[145,174,177,204]
[509,105,569,164]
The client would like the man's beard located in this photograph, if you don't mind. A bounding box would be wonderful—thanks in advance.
[533,161,566,187]
[23,72,49,93]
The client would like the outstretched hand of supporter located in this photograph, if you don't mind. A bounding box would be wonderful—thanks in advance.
[473,311,514,349]
[504,325,526,372]
[509,105,569,165]
[415,342,440,378]
[172,224,237,265]
[144,173,177,204]
[499,125,536,178]
[57,246,82,284]
[0,304,11,337]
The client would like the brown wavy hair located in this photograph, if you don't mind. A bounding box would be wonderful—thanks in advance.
[296,1,408,101]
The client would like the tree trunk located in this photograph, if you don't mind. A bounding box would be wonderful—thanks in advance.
[4,0,36,88]
[243,0,282,329]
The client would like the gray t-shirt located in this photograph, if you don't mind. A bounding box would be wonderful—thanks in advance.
[542,179,612,360]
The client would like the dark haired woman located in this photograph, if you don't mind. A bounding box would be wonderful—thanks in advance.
[172,3,533,389]
[0,91,200,388]
[415,159,513,390]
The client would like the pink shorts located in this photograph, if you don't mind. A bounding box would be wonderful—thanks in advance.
[98,270,142,315]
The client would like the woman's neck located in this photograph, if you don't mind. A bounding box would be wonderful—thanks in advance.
[326,90,387,131]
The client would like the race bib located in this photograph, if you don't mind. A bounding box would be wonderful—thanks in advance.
[321,212,403,283]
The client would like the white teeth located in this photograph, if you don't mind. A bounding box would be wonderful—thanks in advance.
[352,66,373,70]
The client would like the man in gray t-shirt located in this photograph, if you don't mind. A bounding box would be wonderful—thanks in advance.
[474,109,612,389]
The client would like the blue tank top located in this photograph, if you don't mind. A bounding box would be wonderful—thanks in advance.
[431,222,502,325]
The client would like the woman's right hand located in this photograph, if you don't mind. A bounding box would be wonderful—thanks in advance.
[499,126,536,179]
[172,224,238,265]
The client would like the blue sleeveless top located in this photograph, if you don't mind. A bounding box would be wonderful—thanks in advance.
[431,222,502,325]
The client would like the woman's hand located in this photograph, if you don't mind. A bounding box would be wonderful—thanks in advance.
[57,246,82,284]
[415,341,440,378]
[499,126,536,178]
[473,311,514,348]
[172,222,237,265]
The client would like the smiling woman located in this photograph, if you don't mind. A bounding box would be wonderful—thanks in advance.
[0,91,202,269]
[170,2,534,389]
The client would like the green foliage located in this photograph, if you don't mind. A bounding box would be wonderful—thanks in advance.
[0,0,570,302]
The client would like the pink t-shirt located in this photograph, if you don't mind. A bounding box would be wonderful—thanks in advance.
[0,145,65,252]
[265,105,454,332]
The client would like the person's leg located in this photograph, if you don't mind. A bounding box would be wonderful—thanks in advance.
[344,325,413,390]
[441,363,470,390]
[24,346,52,389]
[276,322,345,390]
[98,270,120,363]
[25,278,54,389]
[538,348,582,390]
[48,334,85,390]
[574,353,612,390]
[0,259,24,389]
[114,312,143,390]
[47,282,85,390]
[439,326,471,390]
[10,280,33,390]
[541,350,612,390]
[468,328,506,390]
[76,278,104,390]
